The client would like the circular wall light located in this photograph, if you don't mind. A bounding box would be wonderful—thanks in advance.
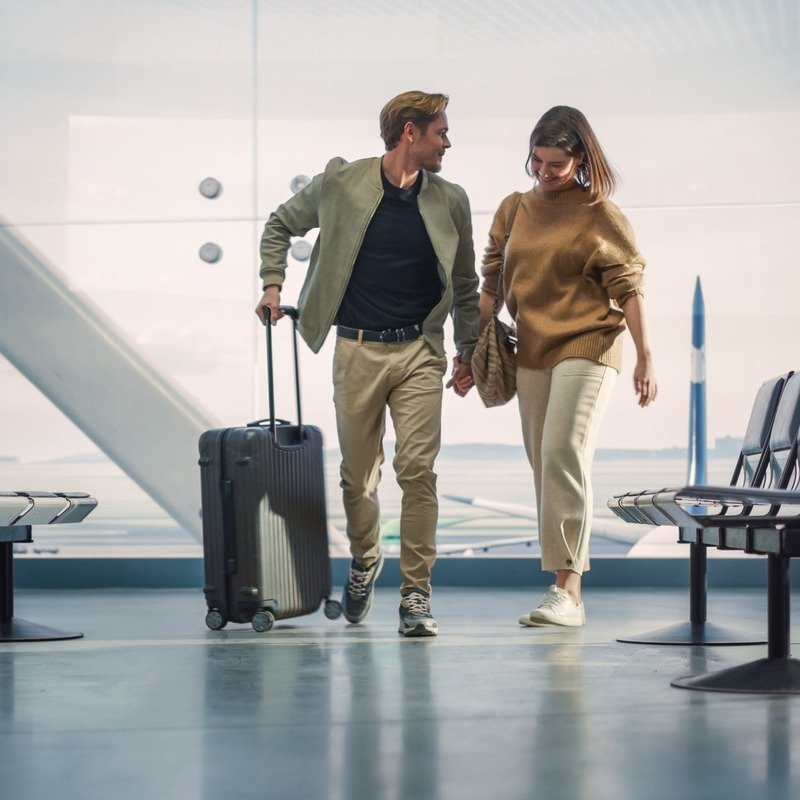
[290,240,312,262]
[199,242,223,263]
[199,177,222,199]
[290,175,311,194]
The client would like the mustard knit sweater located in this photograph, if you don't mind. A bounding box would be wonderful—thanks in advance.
[481,184,645,372]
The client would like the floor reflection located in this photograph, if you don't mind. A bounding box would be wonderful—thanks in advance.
[529,644,589,798]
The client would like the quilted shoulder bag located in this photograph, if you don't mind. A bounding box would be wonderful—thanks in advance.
[471,195,522,408]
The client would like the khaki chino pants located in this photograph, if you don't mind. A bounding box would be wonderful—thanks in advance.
[517,358,616,575]
[332,336,447,596]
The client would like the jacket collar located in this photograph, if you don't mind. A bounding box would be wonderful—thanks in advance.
[371,156,430,194]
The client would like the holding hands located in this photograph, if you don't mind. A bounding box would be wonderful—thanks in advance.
[446,356,474,397]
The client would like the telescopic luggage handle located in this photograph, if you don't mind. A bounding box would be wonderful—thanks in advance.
[255,305,303,437]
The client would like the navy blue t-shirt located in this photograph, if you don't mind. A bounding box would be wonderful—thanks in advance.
[336,168,442,330]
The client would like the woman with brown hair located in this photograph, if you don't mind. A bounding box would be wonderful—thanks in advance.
[480,106,657,627]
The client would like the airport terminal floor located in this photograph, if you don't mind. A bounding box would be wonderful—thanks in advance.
[1,586,798,800]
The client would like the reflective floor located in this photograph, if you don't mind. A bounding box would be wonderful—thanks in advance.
[1,587,798,800]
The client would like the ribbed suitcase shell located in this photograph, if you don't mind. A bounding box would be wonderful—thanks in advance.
[199,308,334,628]
[200,423,331,624]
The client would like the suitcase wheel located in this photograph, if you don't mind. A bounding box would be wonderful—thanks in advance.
[324,599,343,620]
[252,610,275,633]
[205,610,227,631]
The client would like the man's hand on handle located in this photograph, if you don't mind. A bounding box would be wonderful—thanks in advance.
[255,286,284,326]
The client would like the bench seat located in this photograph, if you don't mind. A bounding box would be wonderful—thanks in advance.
[1,489,98,641]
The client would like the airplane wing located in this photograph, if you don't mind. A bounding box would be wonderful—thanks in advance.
[442,493,651,546]
[437,536,538,556]
[333,492,656,558]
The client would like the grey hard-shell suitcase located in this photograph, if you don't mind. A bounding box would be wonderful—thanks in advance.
[199,307,342,632]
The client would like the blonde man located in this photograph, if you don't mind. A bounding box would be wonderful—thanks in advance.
[256,91,479,636]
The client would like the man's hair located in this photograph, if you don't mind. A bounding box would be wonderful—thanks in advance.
[525,106,618,200]
[379,91,449,150]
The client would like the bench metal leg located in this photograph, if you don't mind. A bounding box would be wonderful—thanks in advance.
[768,553,790,659]
[672,555,800,693]
[617,540,765,645]
[0,541,83,642]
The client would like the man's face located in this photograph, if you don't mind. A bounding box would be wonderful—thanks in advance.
[410,112,450,173]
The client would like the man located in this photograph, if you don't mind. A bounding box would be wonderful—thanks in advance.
[255,90,479,637]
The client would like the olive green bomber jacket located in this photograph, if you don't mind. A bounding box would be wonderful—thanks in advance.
[259,156,480,360]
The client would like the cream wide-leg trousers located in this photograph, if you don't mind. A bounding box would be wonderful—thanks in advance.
[332,336,447,596]
[516,358,617,575]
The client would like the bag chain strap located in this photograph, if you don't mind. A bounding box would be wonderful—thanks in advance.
[493,194,524,314]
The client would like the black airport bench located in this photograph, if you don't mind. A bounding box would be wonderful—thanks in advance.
[1,491,98,642]
[609,371,800,694]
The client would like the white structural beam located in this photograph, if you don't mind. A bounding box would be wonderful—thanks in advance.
[0,221,221,539]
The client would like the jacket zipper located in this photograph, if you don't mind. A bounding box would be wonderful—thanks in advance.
[326,191,384,332]
[417,203,449,343]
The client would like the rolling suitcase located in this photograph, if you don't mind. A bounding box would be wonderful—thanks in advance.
[199,306,342,632]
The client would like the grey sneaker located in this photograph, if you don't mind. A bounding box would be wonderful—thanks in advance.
[342,554,384,624]
[519,585,585,628]
[398,591,438,637]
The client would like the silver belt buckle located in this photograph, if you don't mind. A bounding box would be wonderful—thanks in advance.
[379,327,400,343]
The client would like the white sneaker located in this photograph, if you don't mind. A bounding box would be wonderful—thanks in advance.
[519,585,585,628]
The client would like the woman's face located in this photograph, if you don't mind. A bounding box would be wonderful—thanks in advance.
[530,146,582,192]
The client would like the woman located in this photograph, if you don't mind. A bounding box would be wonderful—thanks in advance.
[479,106,657,627]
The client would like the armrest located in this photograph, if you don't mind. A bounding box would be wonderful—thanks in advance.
[0,491,98,526]
[0,493,33,526]
[53,493,98,524]
[673,484,800,509]
[611,482,800,528]
[608,489,676,525]
[609,487,699,527]
[9,492,70,525]
[613,492,657,524]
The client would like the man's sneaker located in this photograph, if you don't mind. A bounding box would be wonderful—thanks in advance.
[342,554,384,624]
[518,585,585,628]
[398,591,438,637]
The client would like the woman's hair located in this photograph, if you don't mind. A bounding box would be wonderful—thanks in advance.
[380,91,449,150]
[525,106,618,200]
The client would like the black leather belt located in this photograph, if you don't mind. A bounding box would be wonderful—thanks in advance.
[336,324,421,343]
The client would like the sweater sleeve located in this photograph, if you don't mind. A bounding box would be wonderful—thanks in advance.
[584,202,645,304]
[480,192,522,296]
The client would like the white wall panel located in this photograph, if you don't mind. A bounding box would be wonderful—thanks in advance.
[65,221,259,425]
[0,1,253,225]
[67,117,253,222]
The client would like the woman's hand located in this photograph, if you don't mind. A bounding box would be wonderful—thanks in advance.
[633,354,657,407]
[620,294,657,408]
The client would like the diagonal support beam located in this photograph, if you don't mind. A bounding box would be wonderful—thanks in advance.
[0,220,221,539]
